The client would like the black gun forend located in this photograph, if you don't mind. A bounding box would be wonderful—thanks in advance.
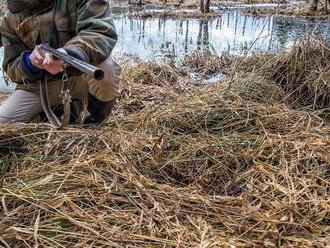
[40,44,104,81]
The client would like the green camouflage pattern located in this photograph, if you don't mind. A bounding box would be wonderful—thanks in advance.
[0,0,117,87]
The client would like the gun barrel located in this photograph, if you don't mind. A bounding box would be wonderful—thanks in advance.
[40,44,104,81]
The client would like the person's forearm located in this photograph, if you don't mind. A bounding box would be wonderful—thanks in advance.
[5,50,45,84]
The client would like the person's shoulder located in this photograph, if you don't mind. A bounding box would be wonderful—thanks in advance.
[1,10,22,37]
[2,10,21,26]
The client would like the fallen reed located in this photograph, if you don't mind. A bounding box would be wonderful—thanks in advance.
[0,40,329,247]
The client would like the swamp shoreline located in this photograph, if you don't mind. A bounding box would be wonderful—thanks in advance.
[0,1,329,247]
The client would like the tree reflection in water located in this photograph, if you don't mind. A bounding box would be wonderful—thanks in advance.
[112,8,330,62]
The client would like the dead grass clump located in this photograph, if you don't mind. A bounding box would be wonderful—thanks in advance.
[123,61,182,86]
[150,82,324,135]
[229,73,286,103]
[182,49,234,76]
[238,38,330,109]
[115,61,196,116]
[243,5,330,18]
[180,0,198,8]
[129,10,219,19]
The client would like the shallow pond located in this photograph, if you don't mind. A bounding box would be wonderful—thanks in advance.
[1,4,330,91]
[111,6,330,63]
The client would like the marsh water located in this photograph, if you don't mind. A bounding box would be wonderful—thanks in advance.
[1,4,330,91]
[112,6,330,62]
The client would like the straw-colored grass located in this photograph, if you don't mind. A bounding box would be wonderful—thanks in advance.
[243,4,330,18]
[0,40,330,247]
[182,49,234,77]
[128,10,219,19]
[238,37,330,110]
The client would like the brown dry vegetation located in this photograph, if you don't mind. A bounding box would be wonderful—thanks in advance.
[128,9,219,19]
[0,39,330,247]
[243,4,330,18]
[131,0,288,8]
[237,37,330,110]
[182,50,233,76]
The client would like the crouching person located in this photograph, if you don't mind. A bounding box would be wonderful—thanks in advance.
[0,0,121,125]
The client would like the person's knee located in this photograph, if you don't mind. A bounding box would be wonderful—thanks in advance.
[0,90,43,124]
[0,101,17,124]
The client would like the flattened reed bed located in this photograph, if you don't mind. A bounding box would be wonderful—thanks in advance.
[0,66,330,247]
[1,41,330,246]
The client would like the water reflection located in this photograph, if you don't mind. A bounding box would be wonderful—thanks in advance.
[112,9,330,63]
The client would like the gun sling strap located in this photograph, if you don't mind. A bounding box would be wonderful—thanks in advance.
[39,69,71,129]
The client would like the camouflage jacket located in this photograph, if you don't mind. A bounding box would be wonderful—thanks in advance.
[0,0,117,87]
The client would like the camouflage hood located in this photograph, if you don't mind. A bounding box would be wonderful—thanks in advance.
[7,0,53,14]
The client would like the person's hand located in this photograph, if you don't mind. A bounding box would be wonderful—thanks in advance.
[29,45,68,75]
[29,45,45,69]
[42,48,67,75]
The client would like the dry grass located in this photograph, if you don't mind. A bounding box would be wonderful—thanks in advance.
[128,9,219,19]
[238,37,330,110]
[134,0,286,8]
[243,4,330,18]
[1,40,330,247]
[116,61,194,116]
[182,49,234,76]
[180,0,198,8]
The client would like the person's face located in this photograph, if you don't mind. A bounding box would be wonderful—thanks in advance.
[6,0,40,14]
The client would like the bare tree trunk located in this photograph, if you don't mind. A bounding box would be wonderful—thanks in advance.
[204,0,211,13]
[199,0,205,13]
[309,0,318,11]
[197,20,203,50]
[325,0,328,14]
[202,20,209,48]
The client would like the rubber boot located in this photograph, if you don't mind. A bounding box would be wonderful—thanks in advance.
[84,93,116,124]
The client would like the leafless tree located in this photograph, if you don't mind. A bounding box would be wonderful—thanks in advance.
[199,0,205,13]
[204,0,211,13]
[199,0,211,13]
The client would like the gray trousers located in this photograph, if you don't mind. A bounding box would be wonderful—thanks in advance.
[0,77,85,124]
[0,57,121,124]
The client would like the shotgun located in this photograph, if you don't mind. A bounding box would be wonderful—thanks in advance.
[40,44,104,80]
